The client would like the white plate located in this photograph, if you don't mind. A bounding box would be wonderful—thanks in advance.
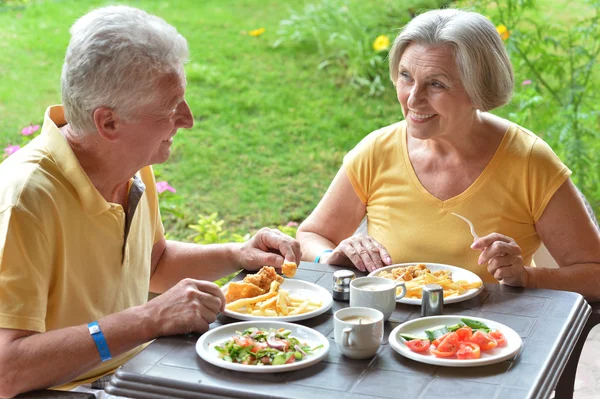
[388,315,522,367]
[222,279,333,321]
[368,262,484,305]
[196,321,330,373]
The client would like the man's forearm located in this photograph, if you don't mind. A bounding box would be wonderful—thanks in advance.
[149,240,243,293]
[526,262,600,302]
[0,305,154,398]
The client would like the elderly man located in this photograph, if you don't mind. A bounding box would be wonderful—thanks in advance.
[0,6,300,397]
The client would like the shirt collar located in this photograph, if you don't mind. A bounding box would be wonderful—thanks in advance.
[42,105,112,216]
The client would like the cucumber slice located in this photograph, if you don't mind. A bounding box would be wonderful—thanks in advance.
[399,333,427,341]
[447,323,465,332]
[424,325,449,341]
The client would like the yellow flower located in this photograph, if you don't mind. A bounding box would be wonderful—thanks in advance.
[248,27,265,37]
[496,24,510,41]
[372,35,390,52]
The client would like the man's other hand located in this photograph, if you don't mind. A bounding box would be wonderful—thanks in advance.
[145,279,225,336]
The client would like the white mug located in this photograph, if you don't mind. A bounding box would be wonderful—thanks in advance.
[349,276,406,321]
[333,307,384,359]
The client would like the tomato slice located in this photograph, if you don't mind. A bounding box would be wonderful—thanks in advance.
[405,339,431,353]
[432,332,452,347]
[455,326,473,342]
[456,342,481,359]
[468,330,498,351]
[233,336,254,347]
[431,332,460,358]
[250,342,267,353]
[285,355,296,364]
[489,330,507,347]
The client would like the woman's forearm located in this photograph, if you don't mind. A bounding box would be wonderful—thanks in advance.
[526,262,600,302]
[296,230,336,263]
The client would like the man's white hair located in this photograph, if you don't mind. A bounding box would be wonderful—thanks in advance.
[61,5,189,134]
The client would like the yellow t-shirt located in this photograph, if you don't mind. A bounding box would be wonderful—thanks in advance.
[0,106,164,388]
[344,120,571,284]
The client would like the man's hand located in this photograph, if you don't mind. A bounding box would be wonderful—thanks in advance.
[321,234,393,272]
[144,278,225,336]
[237,227,301,271]
[471,233,529,287]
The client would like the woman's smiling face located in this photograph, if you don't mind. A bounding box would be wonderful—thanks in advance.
[396,43,475,141]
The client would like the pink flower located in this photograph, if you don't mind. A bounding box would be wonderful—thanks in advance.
[286,221,299,227]
[4,145,20,157]
[156,181,176,194]
[21,124,40,136]
[522,79,532,86]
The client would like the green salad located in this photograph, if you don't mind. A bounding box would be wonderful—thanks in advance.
[214,327,323,366]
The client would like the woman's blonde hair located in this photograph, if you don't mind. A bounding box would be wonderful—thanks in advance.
[389,9,514,111]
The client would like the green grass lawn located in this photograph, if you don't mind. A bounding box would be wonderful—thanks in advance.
[0,0,596,240]
[0,0,406,239]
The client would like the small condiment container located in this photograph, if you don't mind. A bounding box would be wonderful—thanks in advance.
[421,283,444,317]
[332,270,355,301]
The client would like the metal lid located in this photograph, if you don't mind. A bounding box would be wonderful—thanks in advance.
[333,269,356,286]
[421,283,444,317]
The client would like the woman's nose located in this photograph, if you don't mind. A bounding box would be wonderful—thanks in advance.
[407,84,425,108]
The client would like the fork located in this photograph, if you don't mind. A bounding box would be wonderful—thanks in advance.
[451,212,480,240]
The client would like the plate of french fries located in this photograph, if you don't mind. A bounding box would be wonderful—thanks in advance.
[368,262,484,305]
[223,279,333,322]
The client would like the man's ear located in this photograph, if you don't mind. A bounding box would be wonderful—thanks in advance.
[93,107,120,142]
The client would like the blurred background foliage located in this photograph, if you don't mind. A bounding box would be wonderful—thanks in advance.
[0,0,597,243]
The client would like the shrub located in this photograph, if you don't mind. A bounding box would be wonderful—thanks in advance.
[273,0,452,96]
[464,0,600,213]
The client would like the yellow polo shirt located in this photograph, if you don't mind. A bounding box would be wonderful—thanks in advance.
[0,106,164,387]
[344,120,571,283]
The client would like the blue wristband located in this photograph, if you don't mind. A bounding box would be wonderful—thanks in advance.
[88,321,112,362]
[315,249,333,263]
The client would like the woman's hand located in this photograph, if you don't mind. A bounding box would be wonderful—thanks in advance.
[238,228,302,271]
[471,233,529,287]
[321,234,393,272]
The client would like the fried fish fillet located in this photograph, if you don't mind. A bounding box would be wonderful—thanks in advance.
[282,261,297,278]
[225,281,265,303]
[243,266,284,292]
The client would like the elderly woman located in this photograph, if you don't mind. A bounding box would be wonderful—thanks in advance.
[297,9,600,301]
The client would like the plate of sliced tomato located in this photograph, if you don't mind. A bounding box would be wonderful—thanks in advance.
[388,315,522,367]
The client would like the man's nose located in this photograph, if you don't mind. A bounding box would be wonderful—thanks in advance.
[176,100,194,129]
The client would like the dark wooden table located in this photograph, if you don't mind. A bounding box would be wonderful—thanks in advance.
[105,262,592,399]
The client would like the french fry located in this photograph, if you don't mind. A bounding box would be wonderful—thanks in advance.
[288,301,310,315]
[258,296,278,310]
[269,280,280,292]
[226,291,278,311]
[277,291,289,315]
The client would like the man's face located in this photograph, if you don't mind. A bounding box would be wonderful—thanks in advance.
[118,71,194,167]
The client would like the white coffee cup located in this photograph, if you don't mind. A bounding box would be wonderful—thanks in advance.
[349,276,406,321]
[333,307,384,359]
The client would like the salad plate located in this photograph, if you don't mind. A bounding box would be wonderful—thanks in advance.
[196,321,330,373]
[222,279,333,322]
[388,315,522,367]
[368,262,484,305]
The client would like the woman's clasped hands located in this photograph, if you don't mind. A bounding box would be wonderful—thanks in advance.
[319,234,393,272]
